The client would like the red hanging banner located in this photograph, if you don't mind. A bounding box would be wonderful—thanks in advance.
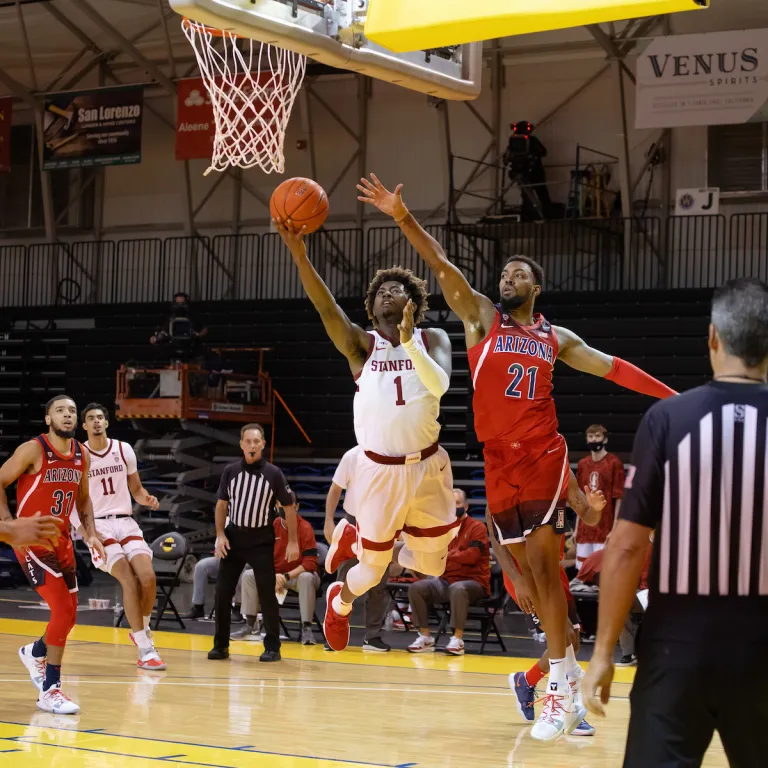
[176,77,214,161]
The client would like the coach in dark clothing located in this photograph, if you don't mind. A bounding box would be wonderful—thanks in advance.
[208,423,298,663]
[584,278,768,768]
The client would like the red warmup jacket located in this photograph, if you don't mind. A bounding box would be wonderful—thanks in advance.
[577,542,652,590]
[273,515,318,575]
[441,515,491,594]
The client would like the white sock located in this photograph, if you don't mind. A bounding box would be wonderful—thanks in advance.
[143,616,151,631]
[332,594,352,617]
[548,657,567,688]
[565,645,581,677]
[132,629,153,651]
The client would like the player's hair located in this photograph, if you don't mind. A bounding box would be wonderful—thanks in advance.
[711,278,768,368]
[365,266,429,328]
[81,402,109,423]
[45,394,74,416]
[240,422,265,440]
[503,255,545,287]
[586,424,608,437]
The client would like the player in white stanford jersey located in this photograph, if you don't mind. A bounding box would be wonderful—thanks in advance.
[274,216,456,653]
[73,403,166,670]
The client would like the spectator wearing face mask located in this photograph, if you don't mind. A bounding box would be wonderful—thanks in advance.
[574,424,625,567]
[407,489,490,656]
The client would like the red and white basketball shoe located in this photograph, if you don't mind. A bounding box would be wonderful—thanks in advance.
[325,519,357,574]
[323,582,350,652]
[37,684,80,715]
[137,649,167,671]
[19,644,46,691]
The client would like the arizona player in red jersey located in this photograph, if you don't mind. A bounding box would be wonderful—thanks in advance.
[0,395,104,715]
[358,173,676,741]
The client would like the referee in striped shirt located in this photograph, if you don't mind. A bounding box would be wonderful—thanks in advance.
[584,278,768,767]
[208,423,298,663]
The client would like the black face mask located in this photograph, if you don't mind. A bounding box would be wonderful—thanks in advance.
[587,441,606,453]
[456,506,467,518]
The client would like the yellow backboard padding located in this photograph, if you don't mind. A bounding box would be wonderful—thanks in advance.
[365,1,708,53]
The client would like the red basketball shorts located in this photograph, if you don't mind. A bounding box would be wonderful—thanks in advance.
[484,432,569,544]
[503,567,581,629]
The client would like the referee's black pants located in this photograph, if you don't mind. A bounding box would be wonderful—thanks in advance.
[212,525,280,653]
[625,637,767,768]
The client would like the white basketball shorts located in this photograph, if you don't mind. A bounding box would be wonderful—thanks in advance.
[352,446,458,567]
[93,516,152,574]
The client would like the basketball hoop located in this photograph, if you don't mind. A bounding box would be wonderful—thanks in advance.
[181,18,306,175]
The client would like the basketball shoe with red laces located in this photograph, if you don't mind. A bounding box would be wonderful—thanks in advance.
[530,681,581,741]
[325,519,357,574]
[323,582,350,651]
[129,632,168,670]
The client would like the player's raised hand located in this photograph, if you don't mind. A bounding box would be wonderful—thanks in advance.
[584,485,607,513]
[5,513,62,550]
[583,652,615,717]
[356,174,408,221]
[273,216,308,258]
[397,299,415,344]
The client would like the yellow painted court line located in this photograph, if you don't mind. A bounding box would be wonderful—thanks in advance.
[0,617,637,684]
[0,722,392,768]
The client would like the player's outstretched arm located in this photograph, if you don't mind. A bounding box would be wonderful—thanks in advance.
[0,441,40,523]
[77,453,106,561]
[357,174,496,330]
[397,301,452,398]
[567,470,604,527]
[274,218,370,373]
[555,325,677,399]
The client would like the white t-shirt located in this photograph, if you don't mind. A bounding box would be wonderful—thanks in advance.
[332,446,363,517]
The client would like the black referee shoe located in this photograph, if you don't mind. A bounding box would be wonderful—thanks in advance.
[616,653,637,667]
[208,647,230,660]
[260,650,281,662]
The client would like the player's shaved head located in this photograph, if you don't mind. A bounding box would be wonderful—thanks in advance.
[711,278,768,369]
[45,394,75,416]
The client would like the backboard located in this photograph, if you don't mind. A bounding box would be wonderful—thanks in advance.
[169,0,482,101]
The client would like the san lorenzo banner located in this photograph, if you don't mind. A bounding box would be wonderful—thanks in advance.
[42,86,144,170]
[636,28,768,128]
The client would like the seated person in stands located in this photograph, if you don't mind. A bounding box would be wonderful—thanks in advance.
[571,532,653,667]
[233,500,320,646]
[185,554,243,623]
[407,489,490,656]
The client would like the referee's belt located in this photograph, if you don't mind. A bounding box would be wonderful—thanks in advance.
[97,513,133,520]
[364,442,440,466]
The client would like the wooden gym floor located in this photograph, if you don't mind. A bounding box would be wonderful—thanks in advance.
[0,618,728,767]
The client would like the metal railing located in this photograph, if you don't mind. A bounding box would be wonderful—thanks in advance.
[0,212,765,308]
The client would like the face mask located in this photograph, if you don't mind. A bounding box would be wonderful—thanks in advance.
[587,441,606,453]
[456,507,466,518]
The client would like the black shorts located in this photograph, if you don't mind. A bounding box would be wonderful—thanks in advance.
[625,637,768,768]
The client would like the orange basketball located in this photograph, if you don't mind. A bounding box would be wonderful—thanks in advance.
[270,177,329,234]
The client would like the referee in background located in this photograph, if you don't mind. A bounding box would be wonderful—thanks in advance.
[584,278,768,767]
[208,423,298,663]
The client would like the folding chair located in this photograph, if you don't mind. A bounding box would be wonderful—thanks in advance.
[434,564,509,653]
[150,531,190,631]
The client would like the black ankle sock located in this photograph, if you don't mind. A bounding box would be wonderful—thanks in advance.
[32,637,47,658]
[43,663,61,691]
[302,622,311,629]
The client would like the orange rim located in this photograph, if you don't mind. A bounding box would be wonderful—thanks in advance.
[181,17,245,39]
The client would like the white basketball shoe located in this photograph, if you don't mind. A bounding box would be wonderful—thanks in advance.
[37,684,80,715]
[530,680,581,741]
[19,644,46,691]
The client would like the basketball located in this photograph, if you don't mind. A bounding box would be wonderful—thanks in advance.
[270,177,329,234]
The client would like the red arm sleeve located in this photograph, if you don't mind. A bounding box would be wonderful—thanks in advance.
[604,357,677,400]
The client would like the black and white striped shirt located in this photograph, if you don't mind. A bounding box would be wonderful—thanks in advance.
[217,457,292,529]
[621,381,768,639]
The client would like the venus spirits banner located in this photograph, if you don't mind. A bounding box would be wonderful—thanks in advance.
[42,86,144,170]
[636,28,768,128]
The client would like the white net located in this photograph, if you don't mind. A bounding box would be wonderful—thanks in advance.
[181,19,306,175]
